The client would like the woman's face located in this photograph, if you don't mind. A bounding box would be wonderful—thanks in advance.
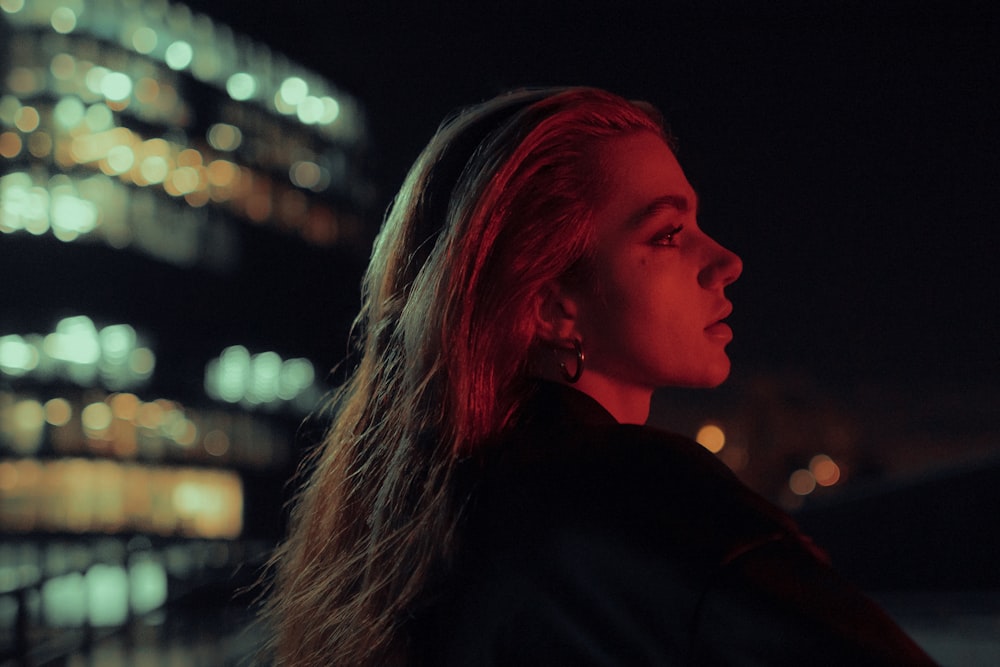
[569,131,743,394]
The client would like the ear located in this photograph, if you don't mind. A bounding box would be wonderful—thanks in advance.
[533,281,581,344]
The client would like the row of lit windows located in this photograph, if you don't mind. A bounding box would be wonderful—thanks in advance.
[4,558,167,628]
[1,540,170,629]
[0,168,238,267]
[0,387,289,469]
[1,112,359,249]
[204,345,320,412]
[1,314,323,416]
[0,538,257,660]
[4,34,359,184]
[0,457,243,538]
[6,32,189,127]
[0,316,154,391]
[1,0,365,143]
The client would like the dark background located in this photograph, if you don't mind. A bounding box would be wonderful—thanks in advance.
[178,0,998,399]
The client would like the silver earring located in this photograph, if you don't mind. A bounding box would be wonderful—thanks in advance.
[558,339,585,384]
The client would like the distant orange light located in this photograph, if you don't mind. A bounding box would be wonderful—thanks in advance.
[109,393,139,421]
[0,131,21,158]
[43,397,72,426]
[134,78,160,105]
[14,106,40,132]
[789,469,816,496]
[695,424,726,453]
[810,454,841,486]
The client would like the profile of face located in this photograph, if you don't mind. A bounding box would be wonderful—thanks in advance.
[552,131,742,410]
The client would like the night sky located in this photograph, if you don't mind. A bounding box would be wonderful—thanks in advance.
[186,0,998,396]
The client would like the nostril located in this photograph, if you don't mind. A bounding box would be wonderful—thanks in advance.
[700,249,742,288]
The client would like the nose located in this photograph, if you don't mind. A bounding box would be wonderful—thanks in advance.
[698,238,743,289]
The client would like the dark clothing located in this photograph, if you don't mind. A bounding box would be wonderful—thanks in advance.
[415,382,934,665]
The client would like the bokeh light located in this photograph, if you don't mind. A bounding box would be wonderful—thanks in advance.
[789,469,817,496]
[810,454,842,487]
[165,41,194,70]
[696,424,726,453]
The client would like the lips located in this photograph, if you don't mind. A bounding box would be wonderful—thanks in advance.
[705,302,734,341]
[707,302,733,328]
[704,321,733,341]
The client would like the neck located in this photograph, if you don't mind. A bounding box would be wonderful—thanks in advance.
[567,373,653,425]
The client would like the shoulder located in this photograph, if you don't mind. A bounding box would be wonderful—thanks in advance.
[417,422,815,664]
[474,420,801,563]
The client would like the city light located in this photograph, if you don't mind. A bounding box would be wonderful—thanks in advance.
[696,423,726,454]
[204,345,318,411]
[0,457,244,538]
[0,317,156,390]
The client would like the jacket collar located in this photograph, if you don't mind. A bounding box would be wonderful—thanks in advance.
[520,380,620,429]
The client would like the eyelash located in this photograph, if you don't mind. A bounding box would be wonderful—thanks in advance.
[651,224,684,247]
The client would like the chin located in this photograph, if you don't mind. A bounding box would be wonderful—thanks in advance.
[690,359,732,388]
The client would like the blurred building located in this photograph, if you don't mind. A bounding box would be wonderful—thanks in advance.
[0,0,372,662]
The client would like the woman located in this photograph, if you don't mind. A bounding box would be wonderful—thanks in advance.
[264,88,933,665]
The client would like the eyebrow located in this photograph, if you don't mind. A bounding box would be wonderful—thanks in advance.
[627,192,700,228]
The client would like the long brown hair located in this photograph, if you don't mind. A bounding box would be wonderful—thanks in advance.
[263,87,665,665]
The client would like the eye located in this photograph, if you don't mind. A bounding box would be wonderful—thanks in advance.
[650,224,684,247]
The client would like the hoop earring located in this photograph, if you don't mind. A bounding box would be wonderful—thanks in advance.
[558,339,585,384]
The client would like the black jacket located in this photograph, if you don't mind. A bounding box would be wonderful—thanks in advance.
[414,382,934,665]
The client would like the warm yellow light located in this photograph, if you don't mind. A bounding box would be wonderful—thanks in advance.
[695,424,726,453]
[177,148,202,168]
[0,461,17,491]
[106,145,135,174]
[136,401,162,429]
[13,399,45,430]
[810,454,841,487]
[81,402,113,433]
[140,156,169,184]
[129,348,155,376]
[207,159,238,187]
[50,53,76,80]
[273,91,295,115]
[109,393,139,421]
[44,397,72,426]
[14,106,40,132]
[207,123,241,151]
[141,138,169,156]
[789,469,816,496]
[184,190,210,208]
[0,131,21,158]
[175,420,197,447]
[169,166,200,195]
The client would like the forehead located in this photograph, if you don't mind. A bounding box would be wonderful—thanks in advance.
[592,132,695,229]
